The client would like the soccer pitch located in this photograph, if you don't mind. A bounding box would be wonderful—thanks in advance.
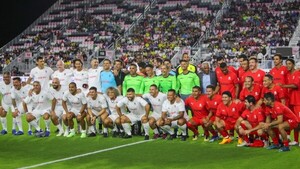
[0,115,299,169]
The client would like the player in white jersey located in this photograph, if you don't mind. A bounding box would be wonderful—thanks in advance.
[72,59,89,95]
[27,56,53,89]
[103,87,126,137]
[142,84,167,139]
[0,72,13,135]
[49,78,67,136]
[51,60,73,92]
[116,88,151,140]
[62,82,87,138]
[157,89,188,141]
[23,81,54,137]
[11,77,32,135]
[88,58,103,92]
[86,87,107,137]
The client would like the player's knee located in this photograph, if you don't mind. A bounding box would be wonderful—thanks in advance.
[26,114,33,122]
[177,119,186,126]
[0,110,6,117]
[257,129,263,136]
[67,113,73,120]
[43,113,50,120]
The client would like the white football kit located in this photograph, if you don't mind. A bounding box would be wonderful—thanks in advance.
[11,85,32,113]
[0,82,13,111]
[87,94,107,116]
[29,67,53,89]
[73,69,89,94]
[88,67,103,92]
[142,92,167,120]
[62,91,87,116]
[162,99,188,127]
[52,69,73,91]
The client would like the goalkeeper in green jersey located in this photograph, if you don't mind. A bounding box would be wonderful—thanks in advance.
[157,64,177,93]
[140,64,159,94]
[122,64,144,96]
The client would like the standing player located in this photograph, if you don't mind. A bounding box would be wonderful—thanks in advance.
[157,89,188,141]
[269,53,288,86]
[99,59,117,93]
[11,77,32,135]
[281,58,300,146]
[113,60,126,94]
[122,64,144,96]
[62,82,87,138]
[52,60,73,91]
[86,87,108,137]
[214,56,237,77]
[88,58,103,92]
[176,53,197,75]
[23,81,54,137]
[0,72,14,135]
[116,88,150,139]
[215,91,245,144]
[49,78,66,136]
[157,64,177,93]
[142,84,167,139]
[262,92,299,152]
[140,64,159,94]
[27,56,53,89]
[215,63,239,99]
[72,59,89,94]
[243,58,265,86]
[177,59,200,101]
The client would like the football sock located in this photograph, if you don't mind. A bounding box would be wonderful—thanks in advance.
[179,124,187,136]
[294,130,299,142]
[44,119,51,131]
[12,118,16,130]
[161,125,174,135]
[16,116,23,132]
[29,120,41,131]
[142,123,150,135]
[0,117,7,131]
[122,123,132,135]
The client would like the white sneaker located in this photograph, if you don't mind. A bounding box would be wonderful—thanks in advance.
[237,141,249,147]
[67,132,75,138]
[56,131,64,137]
[289,141,299,146]
[63,130,69,137]
[263,140,270,148]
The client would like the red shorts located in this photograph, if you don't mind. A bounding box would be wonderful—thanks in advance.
[190,116,204,126]
[209,116,216,123]
[287,119,298,130]
[224,120,235,130]
[240,123,259,135]
[293,105,300,122]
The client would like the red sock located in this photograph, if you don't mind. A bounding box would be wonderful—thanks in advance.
[260,133,268,141]
[209,129,217,136]
[229,129,234,137]
[286,130,291,136]
[186,122,198,136]
[283,140,289,147]
[294,130,299,142]
[272,137,279,145]
[220,129,228,137]
[204,130,209,137]
[243,135,250,143]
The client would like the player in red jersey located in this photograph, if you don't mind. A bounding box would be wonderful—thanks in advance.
[215,63,239,99]
[257,74,285,106]
[239,76,261,102]
[235,95,267,147]
[237,54,249,88]
[269,54,288,86]
[215,91,245,144]
[243,58,265,86]
[203,85,222,142]
[282,59,300,146]
[185,86,218,141]
[262,92,299,152]
[215,56,237,77]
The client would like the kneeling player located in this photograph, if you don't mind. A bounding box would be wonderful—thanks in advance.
[86,87,108,137]
[157,89,188,141]
[62,82,87,138]
[235,95,267,147]
[215,91,245,144]
[262,92,299,152]
[103,87,126,137]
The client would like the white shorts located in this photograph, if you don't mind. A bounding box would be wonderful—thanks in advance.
[54,108,64,118]
[1,102,12,112]
[108,114,119,124]
[69,108,81,116]
[126,113,145,125]
[31,109,50,119]
[150,112,161,120]
[11,105,25,115]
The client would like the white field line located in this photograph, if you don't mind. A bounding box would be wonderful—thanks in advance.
[18,139,153,169]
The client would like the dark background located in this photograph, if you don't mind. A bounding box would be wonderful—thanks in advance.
[0,0,57,47]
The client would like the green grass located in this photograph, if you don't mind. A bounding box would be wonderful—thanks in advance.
[0,115,299,169]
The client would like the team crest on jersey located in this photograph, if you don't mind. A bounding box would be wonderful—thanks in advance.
[274,91,277,95]
[228,77,231,80]
[281,71,284,75]
[214,102,217,105]
[258,74,260,77]
[255,92,258,95]
[232,108,236,112]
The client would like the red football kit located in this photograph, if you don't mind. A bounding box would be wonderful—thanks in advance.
[205,94,222,122]
[239,83,261,101]
[217,71,239,99]
[240,108,265,127]
[243,69,265,86]
[261,85,285,103]
[185,95,208,125]
[216,102,245,130]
